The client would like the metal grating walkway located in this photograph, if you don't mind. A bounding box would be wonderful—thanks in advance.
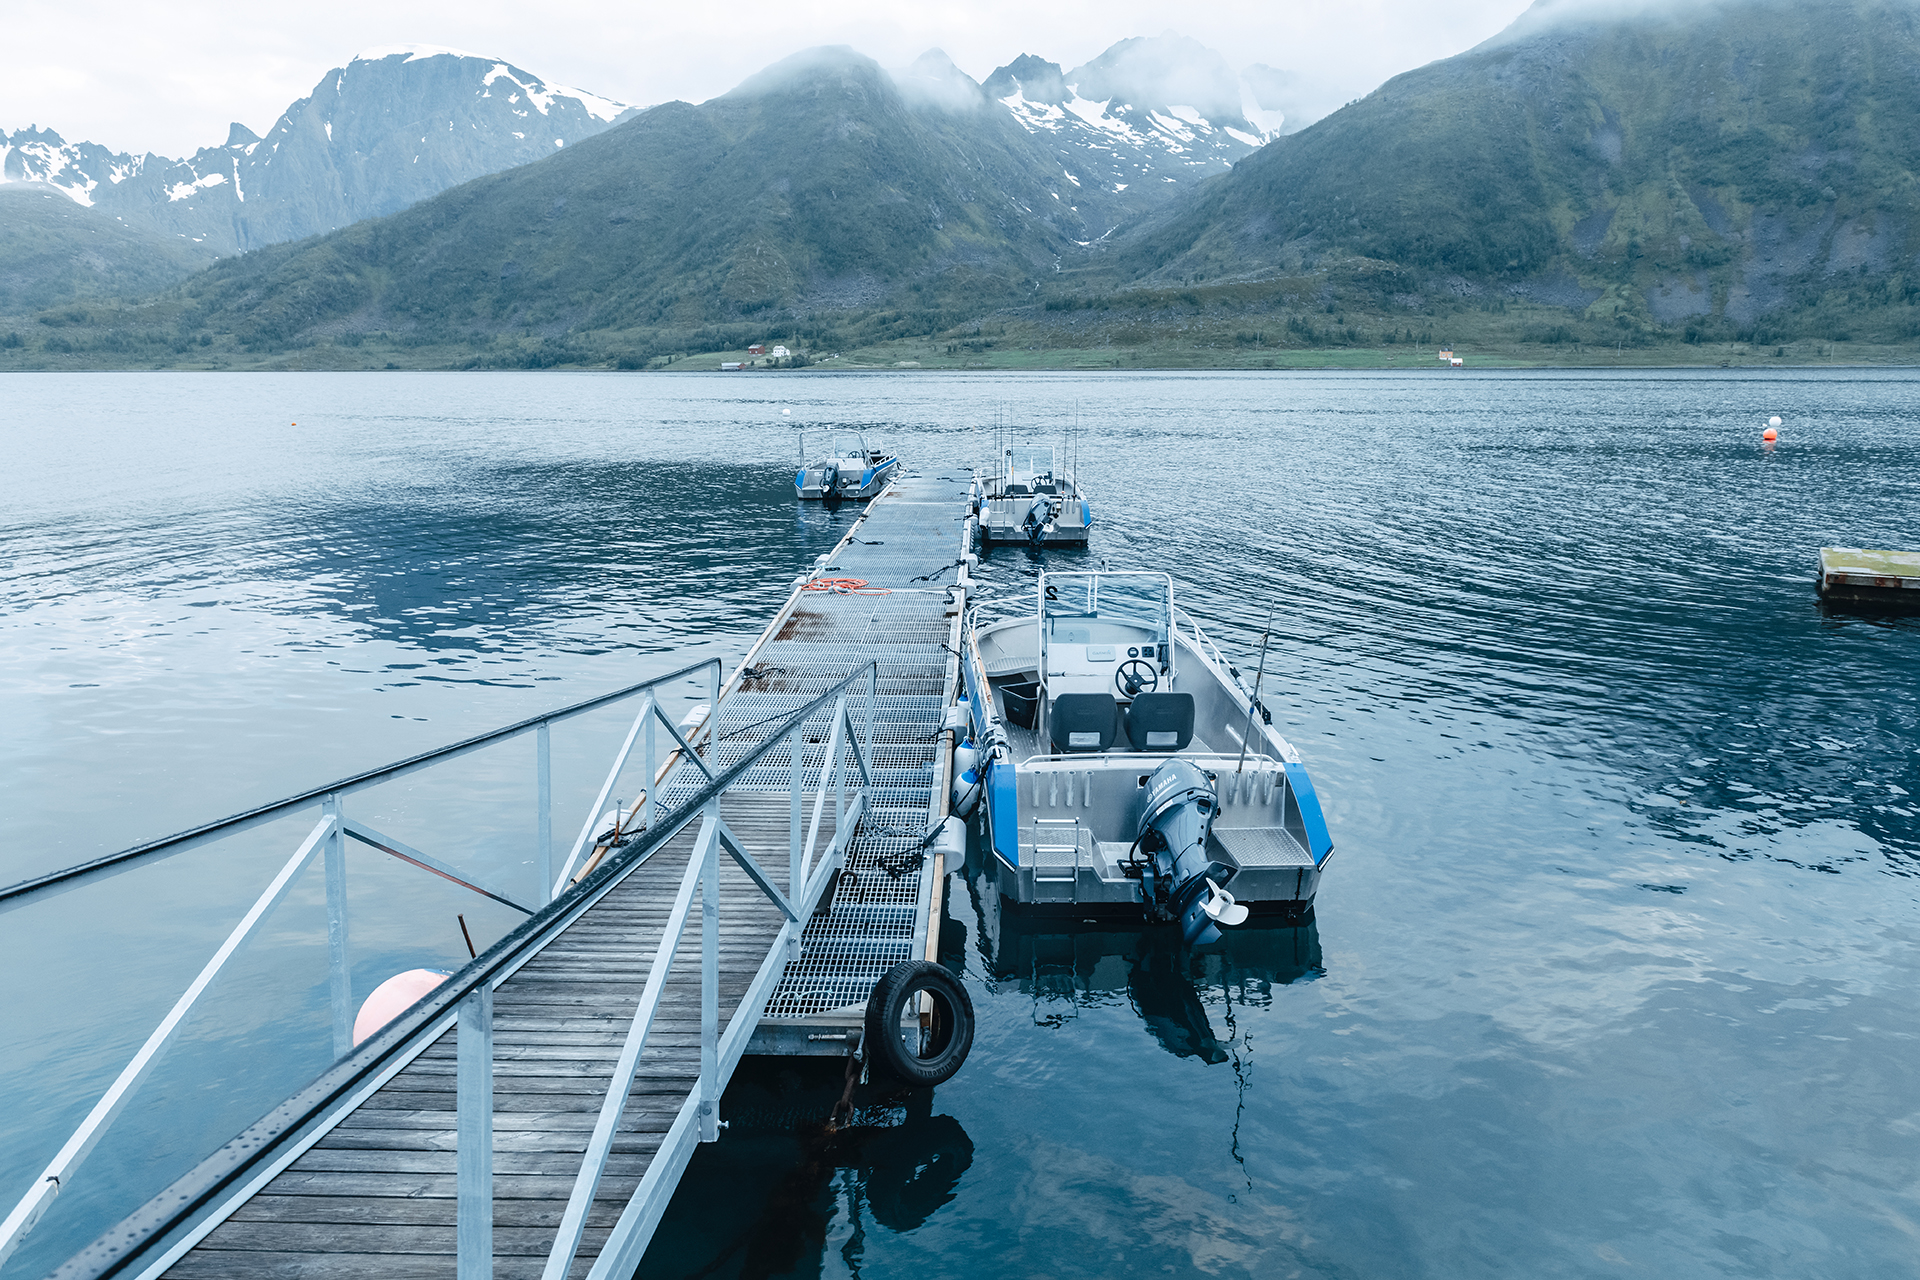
[715,474,972,1026]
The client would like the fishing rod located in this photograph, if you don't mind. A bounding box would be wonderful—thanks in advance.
[1235,605,1275,775]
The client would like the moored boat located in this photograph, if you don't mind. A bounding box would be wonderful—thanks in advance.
[973,443,1092,545]
[795,431,900,500]
[956,571,1332,945]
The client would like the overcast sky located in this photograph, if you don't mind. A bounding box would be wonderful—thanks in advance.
[5,0,1536,157]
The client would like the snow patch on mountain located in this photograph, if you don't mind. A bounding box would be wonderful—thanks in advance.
[355,43,489,63]
[3,48,641,257]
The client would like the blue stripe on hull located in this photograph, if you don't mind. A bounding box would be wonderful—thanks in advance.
[1283,762,1334,866]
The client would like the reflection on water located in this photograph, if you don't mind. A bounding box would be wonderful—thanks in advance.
[645,1065,975,1280]
[5,370,1919,1279]
[964,856,1323,1067]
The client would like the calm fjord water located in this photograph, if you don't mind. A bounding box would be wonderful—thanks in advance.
[2,369,1916,1278]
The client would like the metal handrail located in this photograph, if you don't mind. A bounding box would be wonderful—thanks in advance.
[1172,605,1232,675]
[45,662,881,1280]
[541,689,875,1280]
[0,657,727,906]
[0,658,724,1270]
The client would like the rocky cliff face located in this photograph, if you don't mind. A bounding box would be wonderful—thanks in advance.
[980,35,1281,232]
[1130,0,1920,333]
[1,46,637,255]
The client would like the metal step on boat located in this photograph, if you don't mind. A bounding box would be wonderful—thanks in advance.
[953,571,1333,945]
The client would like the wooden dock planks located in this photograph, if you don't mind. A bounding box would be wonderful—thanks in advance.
[165,794,833,1280]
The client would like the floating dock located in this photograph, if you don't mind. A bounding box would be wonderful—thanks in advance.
[41,474,974,1280]
[1818,547,1920,612]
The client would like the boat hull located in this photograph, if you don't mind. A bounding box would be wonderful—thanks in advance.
[796,458,899,501]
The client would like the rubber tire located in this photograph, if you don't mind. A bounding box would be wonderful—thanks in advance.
[863,961,975,1086]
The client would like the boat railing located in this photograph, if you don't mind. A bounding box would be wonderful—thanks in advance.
[1172,605,1233,677]
[0,655,880,1274]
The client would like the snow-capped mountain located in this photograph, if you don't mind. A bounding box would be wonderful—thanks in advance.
[1,46,638,256]
[981,35,1283,226]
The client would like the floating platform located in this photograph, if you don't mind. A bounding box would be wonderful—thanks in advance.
[1818,547,1920,612]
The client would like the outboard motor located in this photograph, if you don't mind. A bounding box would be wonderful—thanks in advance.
[819,460,841,497]
[1022,494,1052,543]
[1134,759,1248,946]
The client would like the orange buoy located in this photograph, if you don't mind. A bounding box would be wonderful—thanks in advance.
[353,968,451,1045]
[1762,427,1778,442]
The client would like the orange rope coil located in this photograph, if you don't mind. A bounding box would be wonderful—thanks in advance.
[803,576,892,596]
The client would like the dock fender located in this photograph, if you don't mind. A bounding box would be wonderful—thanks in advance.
[864,960,974,1086]
[951,756,982,817]
[1283,763,1334,867]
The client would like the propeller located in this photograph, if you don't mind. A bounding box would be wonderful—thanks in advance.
[1201,877,1249,927]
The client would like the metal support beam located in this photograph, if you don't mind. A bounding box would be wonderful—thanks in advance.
[552,694,655,897]
[700,811,720,1144]
[322,795,352,1060]
[457,985,494,1280]
[536,721,552,904]
[0,814,337,1269]
[341,820,535,915]
[539,813,713,1280]
[788,724,804,965]
[582,845,845,1280]
[714,820,798,923]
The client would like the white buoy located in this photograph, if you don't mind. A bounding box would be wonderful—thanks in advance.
[782,407,791,416]
[1769,415,1782,428]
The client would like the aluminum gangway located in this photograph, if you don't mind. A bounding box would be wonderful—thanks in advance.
[10,473,976,1280]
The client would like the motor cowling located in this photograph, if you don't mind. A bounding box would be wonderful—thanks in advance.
[1136,759,1245,946]
[1022,494,1051,540]
[819,461,840,495]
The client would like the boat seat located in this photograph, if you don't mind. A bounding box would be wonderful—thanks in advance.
[1050,693,1120,753]
[1125,693,1195,752]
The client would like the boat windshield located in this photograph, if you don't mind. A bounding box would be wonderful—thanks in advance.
[832,434,870,461]
[1040,572,1172,633]
[1005,446,1056,485]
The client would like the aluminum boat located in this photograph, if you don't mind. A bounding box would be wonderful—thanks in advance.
[972,444,1091,545]
[796,431,900,501]
[954,571,1332,944]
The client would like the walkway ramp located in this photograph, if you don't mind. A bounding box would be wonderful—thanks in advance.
[37,471,975,1280]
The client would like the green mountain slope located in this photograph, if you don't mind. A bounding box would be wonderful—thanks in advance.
[0,186,217,314]
[172,47,1090,355]
[1128,0,1920,336]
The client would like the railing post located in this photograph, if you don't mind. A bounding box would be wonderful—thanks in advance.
[789,724,804,964]
[458,984,494,1280]
[640,693,656,830]
[835,703,848,838]
[708,660,721,753]
[322,794,352,1058]
[699,800,721,1143]
[865,662,876,764]
[536,721,552,905]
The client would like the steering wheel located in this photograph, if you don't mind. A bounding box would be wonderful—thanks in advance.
[1116,660,1158,697]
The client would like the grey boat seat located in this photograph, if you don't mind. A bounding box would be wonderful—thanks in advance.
[1050,693,1121,753]
[1125,693,1195,752]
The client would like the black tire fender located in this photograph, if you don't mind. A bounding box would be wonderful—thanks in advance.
[863,961,974,1086]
